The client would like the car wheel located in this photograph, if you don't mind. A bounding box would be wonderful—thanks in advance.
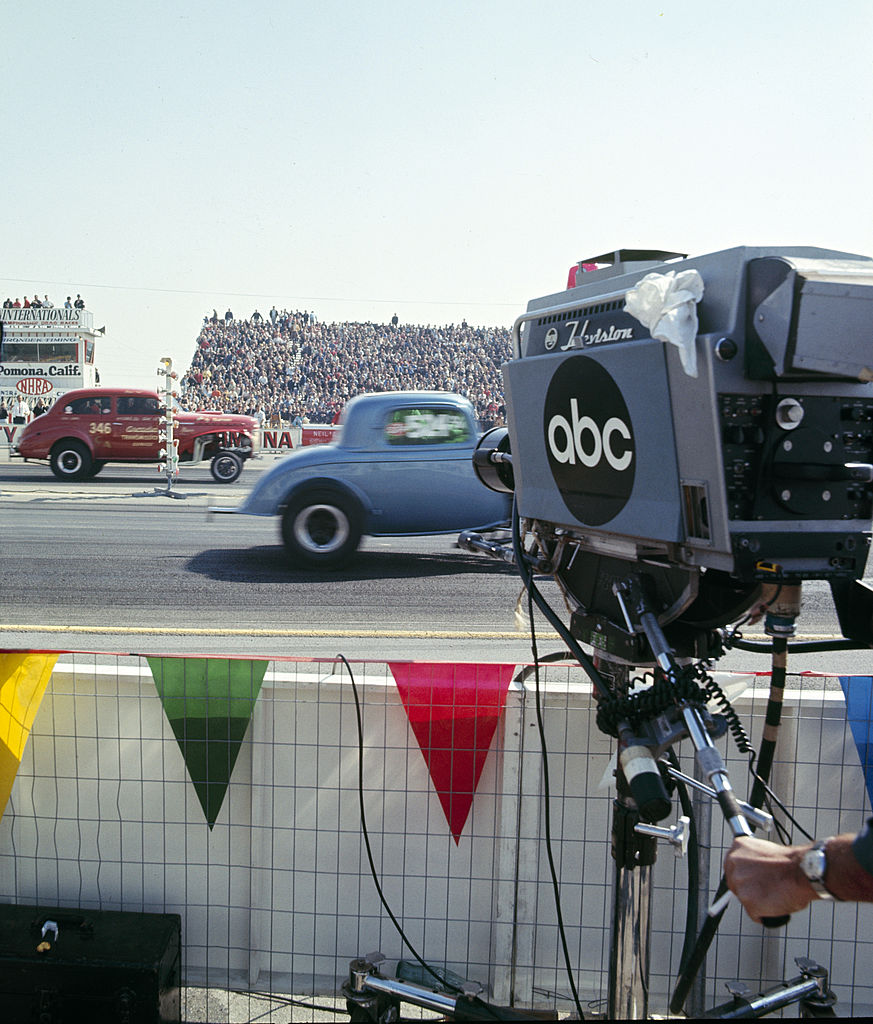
[49,440,93,481]
[281,488,363,568]
[211,451,243,483]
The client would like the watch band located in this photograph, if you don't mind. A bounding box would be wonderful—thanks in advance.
[801,837,836,900]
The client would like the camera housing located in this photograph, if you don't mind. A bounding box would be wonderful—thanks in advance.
[493,246,873,659]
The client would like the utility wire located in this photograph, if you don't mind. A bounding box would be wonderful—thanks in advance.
[0,274,518,310]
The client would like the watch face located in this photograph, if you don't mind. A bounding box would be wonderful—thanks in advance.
[803,848,827,882]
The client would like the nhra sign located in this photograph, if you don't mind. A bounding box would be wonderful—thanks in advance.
[16,377,53,396]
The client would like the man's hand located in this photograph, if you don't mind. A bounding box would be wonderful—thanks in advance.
[724,836,816,923]
[726,831,873,922]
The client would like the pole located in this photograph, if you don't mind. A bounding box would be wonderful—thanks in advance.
[602,659,656,1020]
[156,357,185,499]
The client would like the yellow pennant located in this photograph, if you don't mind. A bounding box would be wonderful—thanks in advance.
[0,652,58,819]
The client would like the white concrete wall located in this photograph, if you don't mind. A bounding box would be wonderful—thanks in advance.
[0,656,870,1015]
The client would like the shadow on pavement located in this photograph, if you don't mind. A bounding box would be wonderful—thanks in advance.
[186,544,517,583]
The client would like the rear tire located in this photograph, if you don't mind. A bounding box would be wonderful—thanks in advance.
[210,451,243,483]
[281,487,363,568]
[49,440,93,481]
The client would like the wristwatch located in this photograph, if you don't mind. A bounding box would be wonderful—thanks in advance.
[800,838,837,900]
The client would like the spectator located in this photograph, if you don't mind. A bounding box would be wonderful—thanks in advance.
[64,297,73,309]
[42,295,53,308]
[74,294,85,309]
[0,399,8,421]
[2,298,12,309]
[12,396,30,424]
[183,309,512,427]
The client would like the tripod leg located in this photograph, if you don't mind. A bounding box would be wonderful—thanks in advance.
[602,660,657,1020]
[608,781,656,1019]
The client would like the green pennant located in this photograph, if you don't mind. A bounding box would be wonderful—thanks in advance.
[147,657,268,828]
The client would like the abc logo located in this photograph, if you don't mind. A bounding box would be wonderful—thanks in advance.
[543,356,635,525]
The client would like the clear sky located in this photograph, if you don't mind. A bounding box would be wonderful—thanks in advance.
[2,1,871,389]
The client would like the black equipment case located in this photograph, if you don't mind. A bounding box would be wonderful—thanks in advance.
[0,904,181,1023]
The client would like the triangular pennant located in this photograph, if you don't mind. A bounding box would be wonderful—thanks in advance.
[0,652,59,820]
[838,676,873,810]
[148,657,268,829]
[389,662,515,843]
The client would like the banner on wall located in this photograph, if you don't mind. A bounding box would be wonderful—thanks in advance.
[147,657,268,829]
[0,652,58,819]
[389,662,515,843]
[838,675,873,810]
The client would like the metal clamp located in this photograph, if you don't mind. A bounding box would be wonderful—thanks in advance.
[634,815,690,856]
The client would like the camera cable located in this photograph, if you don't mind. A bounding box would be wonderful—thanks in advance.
[338,653,469,1000]
[525,583,586,1021]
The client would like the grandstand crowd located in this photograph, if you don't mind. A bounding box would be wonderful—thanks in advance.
[181,308,511,427]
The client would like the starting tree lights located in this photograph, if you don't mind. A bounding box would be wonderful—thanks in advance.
[157,357,181,497]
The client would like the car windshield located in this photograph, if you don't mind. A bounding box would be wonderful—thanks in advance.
[64,396,111,415]
[117,396,161,415]
[383,407,471,445]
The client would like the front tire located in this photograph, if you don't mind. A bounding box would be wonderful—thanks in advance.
[49,440,93,481]
[281,487,363,568]
[211,451,243,483]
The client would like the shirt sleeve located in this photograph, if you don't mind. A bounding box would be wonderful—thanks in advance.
[851,817,873,875]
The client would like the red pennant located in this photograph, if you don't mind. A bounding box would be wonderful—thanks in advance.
[389,662,515,843]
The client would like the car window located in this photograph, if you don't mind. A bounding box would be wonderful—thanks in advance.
[116,396,161,415]
[383,407,472,446]
[64,396,111,415]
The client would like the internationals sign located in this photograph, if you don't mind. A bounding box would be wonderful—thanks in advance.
[1,308,83,325]
[16,377,53,396]
[544,354,636,526]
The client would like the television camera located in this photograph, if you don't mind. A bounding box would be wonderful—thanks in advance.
[460,245,873,1017]
[471,245,873,664]
[344,248,873,1021]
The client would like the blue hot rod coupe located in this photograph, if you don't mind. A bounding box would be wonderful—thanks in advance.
[210,391,511,568]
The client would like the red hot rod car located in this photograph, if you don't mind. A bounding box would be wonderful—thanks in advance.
[10,387,258,482]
